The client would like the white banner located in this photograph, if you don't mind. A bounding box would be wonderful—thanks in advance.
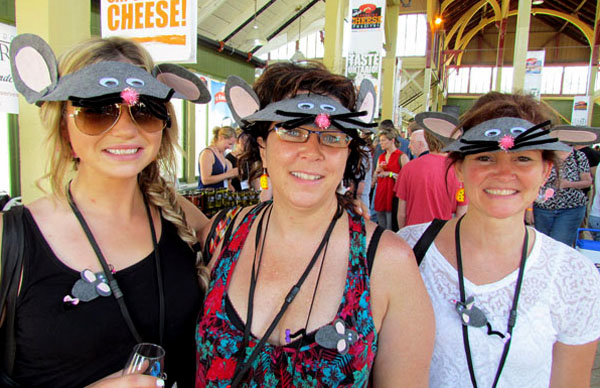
[345,0,385,118]
[524,50,545,100]
[0,24,17,114]
[572,96,590,126]
[101,0,197,63]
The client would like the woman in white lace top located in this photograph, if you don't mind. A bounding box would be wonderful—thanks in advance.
[399,92,600,388]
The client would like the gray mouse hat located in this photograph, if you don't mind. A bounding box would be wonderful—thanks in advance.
[224,75,378,136]
[10,33,211,106]
[415,112,574,155]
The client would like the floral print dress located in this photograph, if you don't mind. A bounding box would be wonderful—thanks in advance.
[196,204,378,387]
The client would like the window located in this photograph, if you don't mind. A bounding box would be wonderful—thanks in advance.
[563,66,588,95]
[469,67,492,93]
[491,67,513,93]
[540,67,563,95]
[396,14,427,57]
[447,67,469,93]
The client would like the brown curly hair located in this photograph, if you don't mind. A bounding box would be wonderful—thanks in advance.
[239,62,369,207]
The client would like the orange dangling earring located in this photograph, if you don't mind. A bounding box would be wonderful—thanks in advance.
[260,168,269,190]
[456,183,465,203]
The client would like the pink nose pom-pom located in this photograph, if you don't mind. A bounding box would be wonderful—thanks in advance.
[120,87,139,106]
[498,135,515,151]
[314,113,331,129]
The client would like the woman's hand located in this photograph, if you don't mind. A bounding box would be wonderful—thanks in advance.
[86,370,164,387]
[228,167,239,179]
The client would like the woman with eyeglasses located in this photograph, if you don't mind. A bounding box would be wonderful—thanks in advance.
[399,93,600,387]
[6,34,210,387]
[196,62,434,387]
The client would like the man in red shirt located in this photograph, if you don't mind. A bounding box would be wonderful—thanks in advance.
[395,129,467,229]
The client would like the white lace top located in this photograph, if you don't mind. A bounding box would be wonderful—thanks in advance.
[399,223,600,388]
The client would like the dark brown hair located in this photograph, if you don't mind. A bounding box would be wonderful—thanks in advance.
[240,62,368,207]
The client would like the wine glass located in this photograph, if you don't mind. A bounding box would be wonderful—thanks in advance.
[123,343,166,379]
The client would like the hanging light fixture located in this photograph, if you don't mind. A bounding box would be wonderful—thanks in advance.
[290,14,306,62]
[246,0,266,48]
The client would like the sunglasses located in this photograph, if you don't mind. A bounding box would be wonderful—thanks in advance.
[273,126,352,148]
[68,102,169,136]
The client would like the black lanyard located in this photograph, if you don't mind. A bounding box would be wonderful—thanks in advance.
[455,216,528,388]
[231,203,343,387]
[67,183,165,344]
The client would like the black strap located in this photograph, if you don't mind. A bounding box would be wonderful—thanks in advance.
[412,219,447,266]
[0,206,25,376]
[67,186,164,345]
[455,216,528,388]
[366,225,384,275]
[231,205,343,387]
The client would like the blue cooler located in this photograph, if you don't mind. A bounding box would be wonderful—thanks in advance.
[576,228,600,270]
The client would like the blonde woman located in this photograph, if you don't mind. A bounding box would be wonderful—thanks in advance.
[198,126,238,189]
[5,34,210,387]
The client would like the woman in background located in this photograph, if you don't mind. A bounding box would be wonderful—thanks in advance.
[198,126,238,189]
[373,129,408,230]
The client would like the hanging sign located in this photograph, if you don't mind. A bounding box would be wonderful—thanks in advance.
[345,0,385,118]
[523,50,545,100]
[101,0,197,63]
[571,96,590,126]
[0,23,17,114]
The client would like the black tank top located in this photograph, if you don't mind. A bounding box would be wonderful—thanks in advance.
[12,208,202,388]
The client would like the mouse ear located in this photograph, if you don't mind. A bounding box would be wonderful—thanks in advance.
[225,75,260,127]
[550,125,600,146]
[10,33,59,105]
[81,269,97,283]
[415,112,461,143]
[152,63,211,104]
[355,79,376,125]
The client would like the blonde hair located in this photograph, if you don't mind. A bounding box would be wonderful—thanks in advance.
[210,126,236,145]
[37,36,208,290]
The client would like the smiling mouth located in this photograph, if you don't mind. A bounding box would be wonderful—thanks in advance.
[291,171,323,181]
[484,188,517,196]
[105,148,140,155]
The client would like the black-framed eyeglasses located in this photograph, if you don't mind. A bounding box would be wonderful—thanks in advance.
[68,102,169,136]
[273,126,352,148]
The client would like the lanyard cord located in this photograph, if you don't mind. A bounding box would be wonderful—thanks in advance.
[67,182,165,344]
[231,204,343,387]
[455,216,528,388]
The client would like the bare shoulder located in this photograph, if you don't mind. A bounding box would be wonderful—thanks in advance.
[364,219,416,271]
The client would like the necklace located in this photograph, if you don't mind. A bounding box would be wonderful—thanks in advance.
[455,216,528,388]
[231,202,343,387]
[66,182,165,344]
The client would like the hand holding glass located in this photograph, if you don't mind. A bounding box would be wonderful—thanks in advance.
[123,343,166,380]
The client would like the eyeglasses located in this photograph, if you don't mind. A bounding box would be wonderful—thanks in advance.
[273,126,352,148]
[68,102,169,136]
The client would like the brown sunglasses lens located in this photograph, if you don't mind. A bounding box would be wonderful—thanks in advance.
[73,104,167,135]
